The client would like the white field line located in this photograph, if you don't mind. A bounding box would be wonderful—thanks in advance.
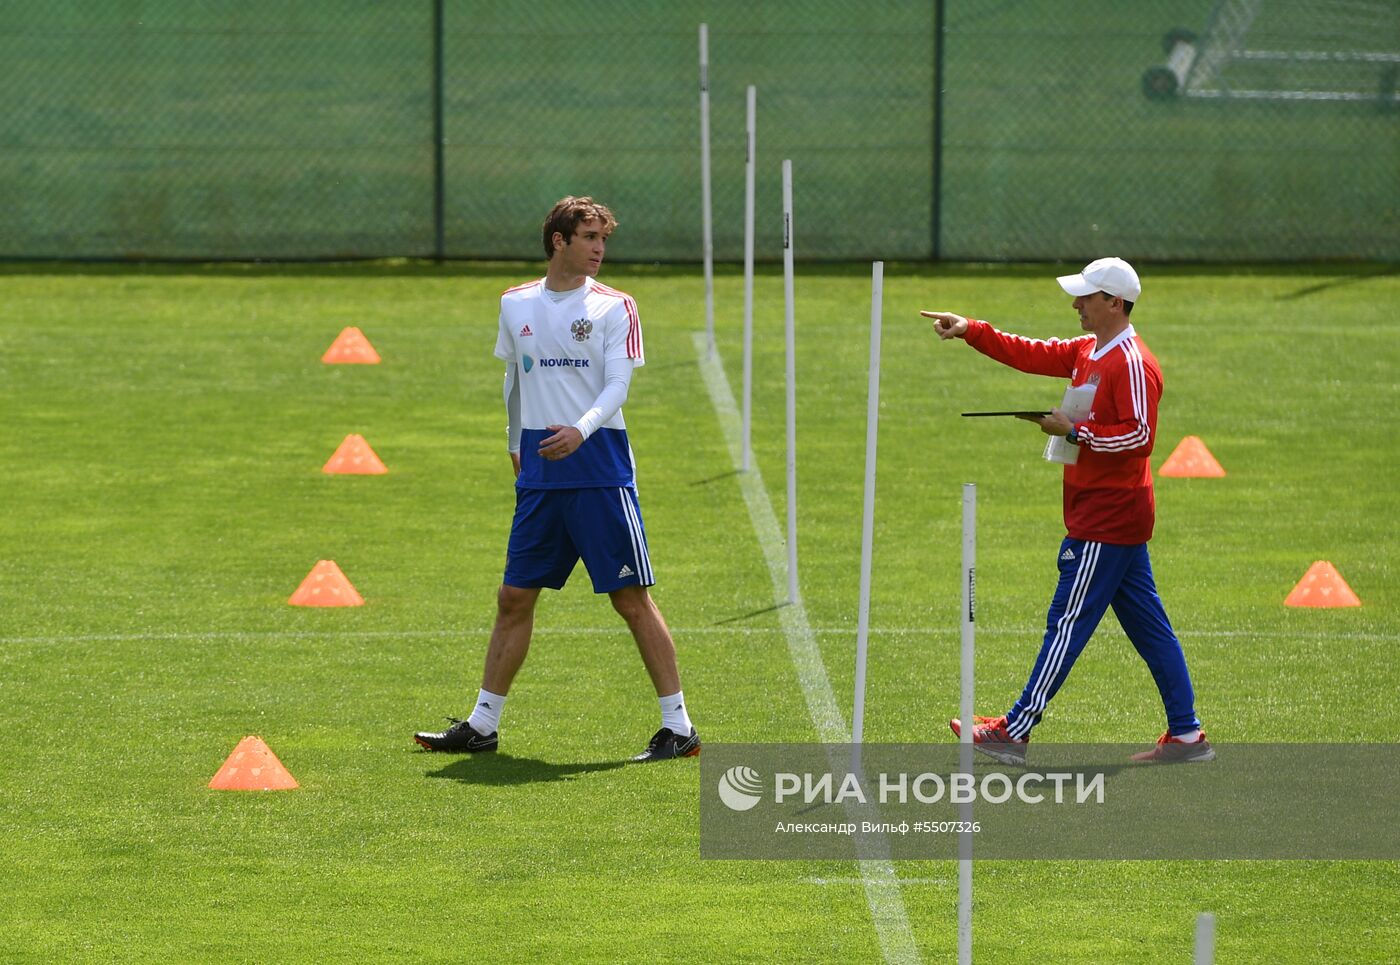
[804,877,951,887]
[694,331,921,965]
[3,626,1392,647]
[2,627,1393,647]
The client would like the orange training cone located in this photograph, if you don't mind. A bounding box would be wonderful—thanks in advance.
[1158,435,1226,478]
[321,326,381,364]
[1284,561,1361,608]
[323,434,388,475]
[288,560,365,607]
[208,736,299,791]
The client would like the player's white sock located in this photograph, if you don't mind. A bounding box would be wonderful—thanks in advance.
[467,688,507,735]
[659,691,693,736]
[1173,728,1202,743]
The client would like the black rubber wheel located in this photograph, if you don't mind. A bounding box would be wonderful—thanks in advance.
[1142,66,1179,101]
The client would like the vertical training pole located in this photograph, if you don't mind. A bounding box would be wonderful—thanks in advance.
[1194,913,1216,965]
[782,159,798,605]
[851,261,884,745]
[958,482,976,965]
[741,85,756,471]
[960,484,976,751]
[698,24,715,360]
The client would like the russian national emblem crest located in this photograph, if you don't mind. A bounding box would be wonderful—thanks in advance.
[570,318,593,342]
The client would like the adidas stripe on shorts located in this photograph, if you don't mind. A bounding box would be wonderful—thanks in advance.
[503,486,654,593]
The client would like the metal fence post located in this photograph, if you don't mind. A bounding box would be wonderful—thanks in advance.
[931,0,946,261]
[432,0,445,262]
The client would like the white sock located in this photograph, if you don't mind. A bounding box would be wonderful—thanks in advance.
[659,691,693,736]
[1173,728,1202,743]
[467,688,507,735]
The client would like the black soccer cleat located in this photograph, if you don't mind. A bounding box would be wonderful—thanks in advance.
[414,717,498,753]
[631,726,701,763]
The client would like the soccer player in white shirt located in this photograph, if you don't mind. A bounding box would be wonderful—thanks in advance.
[415,197,699,762]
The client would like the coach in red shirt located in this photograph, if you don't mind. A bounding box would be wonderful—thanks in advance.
[922,258,1211,764]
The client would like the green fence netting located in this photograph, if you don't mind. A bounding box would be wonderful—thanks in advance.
[940,0,1400,261]
[0,0,1394,262]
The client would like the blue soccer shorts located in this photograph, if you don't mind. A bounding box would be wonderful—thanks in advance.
[503,486,655,593]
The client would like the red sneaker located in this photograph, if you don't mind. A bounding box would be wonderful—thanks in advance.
[1130,730,1215,763]
[949,715,1028,765]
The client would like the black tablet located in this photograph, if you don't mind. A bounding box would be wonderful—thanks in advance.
[960,410,1052,417]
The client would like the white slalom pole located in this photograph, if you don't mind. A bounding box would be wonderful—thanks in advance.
[851,261,884,745]
[961,484,976,750]
[958,482,976,965]
[698,24,715,360]
[782,159,798,605]
[740,85,756,471]
[1194,913,1216,964]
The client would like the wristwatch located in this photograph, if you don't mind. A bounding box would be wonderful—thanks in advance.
[1065,425,1080,445]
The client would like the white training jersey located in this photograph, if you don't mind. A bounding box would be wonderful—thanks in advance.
[494,277,644,489]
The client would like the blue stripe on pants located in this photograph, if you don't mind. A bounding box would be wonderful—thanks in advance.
[1005,538,1200,739]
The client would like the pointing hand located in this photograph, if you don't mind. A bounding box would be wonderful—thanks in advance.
[920,311,969,340]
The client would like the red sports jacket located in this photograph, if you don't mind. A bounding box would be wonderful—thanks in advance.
[964,319,1161,545]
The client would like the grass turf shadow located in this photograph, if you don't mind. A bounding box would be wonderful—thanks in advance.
[423,752,629,785]
[711,602,787,625]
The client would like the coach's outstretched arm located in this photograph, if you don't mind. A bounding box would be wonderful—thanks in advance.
[922,309,1078,380]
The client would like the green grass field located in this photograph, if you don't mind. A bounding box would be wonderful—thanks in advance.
[2,260,1397,962]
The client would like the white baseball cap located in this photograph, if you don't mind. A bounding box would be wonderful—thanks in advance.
[1056,257,1141,302]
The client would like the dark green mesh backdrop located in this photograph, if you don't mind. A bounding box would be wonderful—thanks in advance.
[940,0,1400,261]
[444,2,934,262]
[0,2,434,259]
[1,0,1395,261]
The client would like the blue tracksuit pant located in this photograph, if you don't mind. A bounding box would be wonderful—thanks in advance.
[1004,538,1200,739]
